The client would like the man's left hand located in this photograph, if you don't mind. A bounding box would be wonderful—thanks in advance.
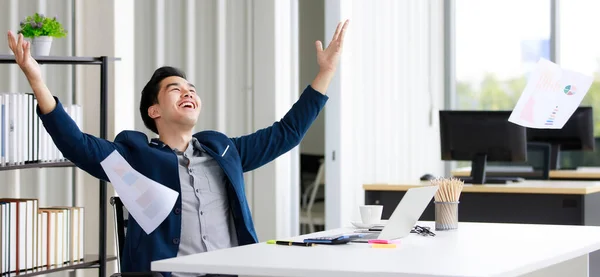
[315,19,350,74]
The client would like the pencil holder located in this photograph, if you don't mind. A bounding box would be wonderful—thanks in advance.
[434,201,459,231]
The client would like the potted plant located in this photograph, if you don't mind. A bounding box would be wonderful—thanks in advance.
[17,13,67,56]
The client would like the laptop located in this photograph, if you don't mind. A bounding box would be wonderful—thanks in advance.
[352,185,439,242]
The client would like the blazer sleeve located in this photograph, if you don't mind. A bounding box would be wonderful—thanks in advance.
[37,97,131,182]
[230,85,328,172]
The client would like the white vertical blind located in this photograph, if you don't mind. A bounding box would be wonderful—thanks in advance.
[72,0,136,275]
[184,0,197,92]
[154,0,165,69]
[326,0,445,228]
[216,0,227,133]
[356,0,444,182]
[132,0,256,137]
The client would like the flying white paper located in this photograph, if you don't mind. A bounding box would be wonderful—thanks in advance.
[100,150,178,234]
[508,58,593,129]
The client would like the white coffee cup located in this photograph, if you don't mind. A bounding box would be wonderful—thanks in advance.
[359,205,383,225]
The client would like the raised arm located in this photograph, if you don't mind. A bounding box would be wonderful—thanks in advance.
[230,20,349,172]
[231,85,328,172]
[7,32,55,114]
[7,31,128,181]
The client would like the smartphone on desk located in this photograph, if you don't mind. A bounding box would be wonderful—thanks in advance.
[353,229,380,233]
[368,226,384,232]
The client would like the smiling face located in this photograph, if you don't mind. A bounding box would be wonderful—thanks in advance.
[148,76,202,131]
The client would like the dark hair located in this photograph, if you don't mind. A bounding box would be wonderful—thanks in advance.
[139,66,187,134]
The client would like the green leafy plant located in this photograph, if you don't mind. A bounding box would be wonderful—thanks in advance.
[18,13,67,38]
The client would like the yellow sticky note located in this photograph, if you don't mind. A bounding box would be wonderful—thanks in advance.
[371,243,397,249]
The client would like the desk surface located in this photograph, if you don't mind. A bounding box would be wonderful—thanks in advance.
[363,180,600,195]
[452,166,600,179]
[151,222,600,277]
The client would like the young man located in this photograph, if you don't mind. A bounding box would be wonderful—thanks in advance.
[7,20,349,277]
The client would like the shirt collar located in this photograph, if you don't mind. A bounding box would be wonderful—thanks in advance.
[190,137,206,152]
[149,138,166,147]
[150,137,205,152]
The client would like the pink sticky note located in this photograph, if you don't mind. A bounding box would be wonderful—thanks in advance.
[368,239,400,244]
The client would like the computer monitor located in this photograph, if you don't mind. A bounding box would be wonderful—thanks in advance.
[439,110,528,184]
[559,137,600,169]
[526,106,594,170]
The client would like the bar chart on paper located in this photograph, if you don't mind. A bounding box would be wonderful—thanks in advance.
[545,106,559,126]
[100,150,178,234]
[509,58,593,129]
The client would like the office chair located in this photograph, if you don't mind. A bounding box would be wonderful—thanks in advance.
[300,158,325,233]
[110,196,163,277]
[110,196,128,272]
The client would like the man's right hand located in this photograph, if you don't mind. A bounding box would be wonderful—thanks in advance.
[7,31,42,83]
[7,30,56,114]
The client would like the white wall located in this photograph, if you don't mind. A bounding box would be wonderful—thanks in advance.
[251,0,302,239]
[325,0,446,228]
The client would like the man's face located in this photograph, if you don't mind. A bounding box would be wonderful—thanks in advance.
[149,76,201,130]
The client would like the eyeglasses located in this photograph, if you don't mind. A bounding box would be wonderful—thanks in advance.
[411,225,436,236]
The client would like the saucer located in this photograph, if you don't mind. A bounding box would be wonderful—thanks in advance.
[351,220,386,229]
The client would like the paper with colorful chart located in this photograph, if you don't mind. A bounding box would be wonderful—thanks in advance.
[509,58,593,129]
[100,150,178,234]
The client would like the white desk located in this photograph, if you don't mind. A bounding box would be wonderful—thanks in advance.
[151,222,600,277]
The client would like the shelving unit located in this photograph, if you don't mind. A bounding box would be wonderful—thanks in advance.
[0,161,74,171]
[0,55,119,277]
[6,255,115,277]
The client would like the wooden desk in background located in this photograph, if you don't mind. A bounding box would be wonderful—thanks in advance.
[364,180,600,225]
[452,166,600,180]
[364,180,600,276]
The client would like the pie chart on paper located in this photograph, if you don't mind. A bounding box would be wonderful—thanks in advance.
[564,85,575,95]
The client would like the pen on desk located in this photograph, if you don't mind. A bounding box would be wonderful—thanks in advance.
[267,240,315,247]
[278,241,316,247]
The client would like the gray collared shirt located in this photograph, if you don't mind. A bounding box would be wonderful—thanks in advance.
[171,138,238,277]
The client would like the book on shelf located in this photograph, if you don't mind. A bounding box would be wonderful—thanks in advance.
[0,198,84,274]
[0,92,82,166]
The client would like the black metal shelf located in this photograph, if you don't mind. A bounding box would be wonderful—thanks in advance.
[5,255,117,277]
[0,161,75,171]
[0,55,117,277]
[0,55,120,65]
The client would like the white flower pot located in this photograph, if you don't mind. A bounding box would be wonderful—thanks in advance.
[31,36,53,56]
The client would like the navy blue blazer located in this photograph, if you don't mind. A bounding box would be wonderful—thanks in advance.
[36,85,328,276]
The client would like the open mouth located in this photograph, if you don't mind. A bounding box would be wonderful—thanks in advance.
[178,100,196,110]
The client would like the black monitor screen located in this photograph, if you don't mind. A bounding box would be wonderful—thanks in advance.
[526,106,594,169]
[439,110,528,163]
[526,106,594,151]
